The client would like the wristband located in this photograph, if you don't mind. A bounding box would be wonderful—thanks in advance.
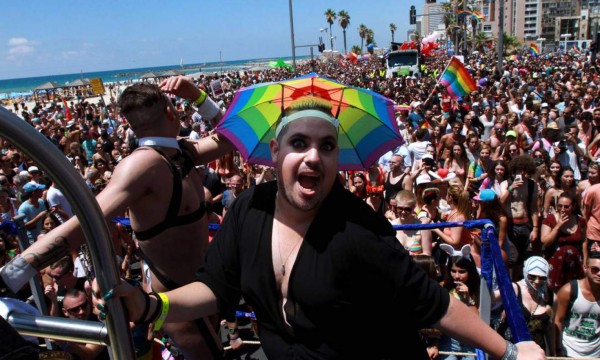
[228,334,240,341]
[153,292,170,332]
[0,255,37,293]
[195,95,220,121]
[501,341,518,360]
[193,90,208,106]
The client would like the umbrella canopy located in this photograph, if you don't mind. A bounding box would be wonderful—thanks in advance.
[66,78,90,87]
[160,70,183,77]
[34,81,63,91]
[216,73,403,170]
[268,58,293,69]
[140,72,158,79]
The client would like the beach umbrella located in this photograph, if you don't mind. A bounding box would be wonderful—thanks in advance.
[216,72,404,170]
[268,58,293,70]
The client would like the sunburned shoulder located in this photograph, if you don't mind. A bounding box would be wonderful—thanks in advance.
[111,149,173,182]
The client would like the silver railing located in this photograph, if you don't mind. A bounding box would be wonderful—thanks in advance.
[0,107,135,358]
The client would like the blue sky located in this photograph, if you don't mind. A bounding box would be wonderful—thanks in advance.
[0,0,421,80]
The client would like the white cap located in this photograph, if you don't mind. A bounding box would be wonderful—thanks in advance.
[28,166,39,173]
[523,256,549,277]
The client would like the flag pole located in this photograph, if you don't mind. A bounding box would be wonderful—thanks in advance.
[424,57,453,106]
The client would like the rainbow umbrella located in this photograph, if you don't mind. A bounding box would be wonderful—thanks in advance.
[216,72,404,170]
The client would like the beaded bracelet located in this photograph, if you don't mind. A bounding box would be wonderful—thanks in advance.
[153,292,170,332]
[145,291,163,325]
[133,290,151,325]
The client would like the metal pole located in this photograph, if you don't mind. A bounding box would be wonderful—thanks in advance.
[463,0,468,59]
[12,215,53,350]
[497,0,504,74]
[8,313,109,345]
[0,107,136,359]
[288,0,297,73]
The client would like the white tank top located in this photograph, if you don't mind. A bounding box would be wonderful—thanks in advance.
[562,280,600,358]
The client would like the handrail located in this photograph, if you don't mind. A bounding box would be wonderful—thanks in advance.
[8,313,109,345]
[0,107,135,358]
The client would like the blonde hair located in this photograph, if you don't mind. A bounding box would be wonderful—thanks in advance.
[448,185,471,220]
[276,96,335,140]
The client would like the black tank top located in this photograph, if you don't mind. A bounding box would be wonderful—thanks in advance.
[384,172,407,203]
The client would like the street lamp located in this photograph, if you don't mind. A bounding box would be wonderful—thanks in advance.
[536,37,546,53]
[561,33,571,52]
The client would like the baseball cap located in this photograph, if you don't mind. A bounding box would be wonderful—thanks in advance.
[66,120,76,128]
[22,182,46,194]
[546,122,559,130]
[28,166,40,174]
[473,189,496,201]
[422,154,436,167]
[505,130,517,138]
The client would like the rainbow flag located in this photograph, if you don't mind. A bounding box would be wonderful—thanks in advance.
[471,11,485,20]
[529,43,540,56]
[439,57,477,99]
[456,10,472,17]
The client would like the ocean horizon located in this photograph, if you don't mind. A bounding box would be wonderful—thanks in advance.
[0,55,312,95]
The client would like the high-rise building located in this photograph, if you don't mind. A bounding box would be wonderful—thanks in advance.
[422,2,445,36]
[541,0,580,42]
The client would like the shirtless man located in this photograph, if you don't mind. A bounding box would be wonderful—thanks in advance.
[437,120,466,163]
[0,76,234,359]
[500,156,540,278]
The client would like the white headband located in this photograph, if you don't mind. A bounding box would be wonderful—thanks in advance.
[275,109,339,137]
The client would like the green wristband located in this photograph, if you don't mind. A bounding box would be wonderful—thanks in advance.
[193,90,208,106]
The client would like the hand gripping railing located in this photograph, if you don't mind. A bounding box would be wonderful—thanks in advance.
[0,107,135,358]
[392,219,531,359]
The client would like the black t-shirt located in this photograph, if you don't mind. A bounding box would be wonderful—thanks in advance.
[197,181,450,359]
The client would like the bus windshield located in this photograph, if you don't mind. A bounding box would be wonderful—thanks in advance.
[388,52,418,67]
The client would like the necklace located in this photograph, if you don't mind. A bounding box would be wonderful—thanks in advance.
[276,217,303,276]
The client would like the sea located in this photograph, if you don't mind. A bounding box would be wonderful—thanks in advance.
[0,56,311,96]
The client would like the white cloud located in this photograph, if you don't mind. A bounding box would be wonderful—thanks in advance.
[6,37,36,60]
[62,50,87,58]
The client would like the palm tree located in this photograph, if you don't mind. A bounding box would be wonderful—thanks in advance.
[366,28,375,46]
[338,10,351,54]
[358,24,368,52]
[324,9,337,51]
[389,23,397,43]
[472,31,489,53]
[502,32,521,55]
[351,45,361,54]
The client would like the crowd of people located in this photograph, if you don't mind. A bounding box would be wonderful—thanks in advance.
[0,47,598,359]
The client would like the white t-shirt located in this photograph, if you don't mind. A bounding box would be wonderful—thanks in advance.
[46,186,73,217]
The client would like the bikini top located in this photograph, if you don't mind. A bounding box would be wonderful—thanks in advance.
[133,141,206,241]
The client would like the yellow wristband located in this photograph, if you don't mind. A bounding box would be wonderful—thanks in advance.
[153,292,170,332]
[193,90,207,106]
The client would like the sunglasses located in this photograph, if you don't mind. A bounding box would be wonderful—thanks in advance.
[393,206,414,213]
[526,274,547,282]
[589,266,600,275]
[64,301,89,315]
[49,272,67,281]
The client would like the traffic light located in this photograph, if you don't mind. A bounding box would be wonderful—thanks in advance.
[409,6,417,25]
[318,43,325,53]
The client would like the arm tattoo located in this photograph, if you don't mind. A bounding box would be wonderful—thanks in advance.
[23,236,70,270]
